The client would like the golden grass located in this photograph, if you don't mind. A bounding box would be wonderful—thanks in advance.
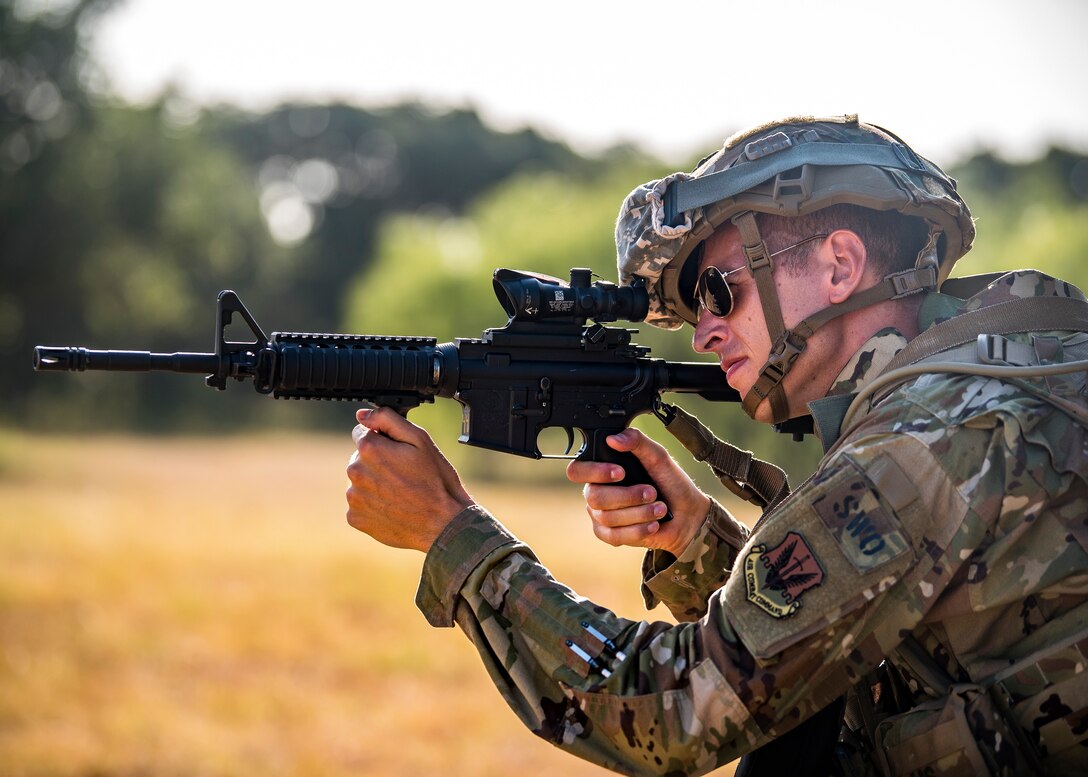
[0,431,743,776]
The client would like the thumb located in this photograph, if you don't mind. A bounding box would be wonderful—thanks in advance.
[355,406,419,445]
[607,428,670,469]
[607,427,695,499]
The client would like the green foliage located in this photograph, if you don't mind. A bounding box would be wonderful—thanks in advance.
[951,148,1088,288]
[199,102,589,334]
[345,162,662,338]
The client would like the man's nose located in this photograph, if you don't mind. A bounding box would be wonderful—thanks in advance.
[692,310,726,354]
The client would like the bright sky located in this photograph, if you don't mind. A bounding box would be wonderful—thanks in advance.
[92,0,1088,166]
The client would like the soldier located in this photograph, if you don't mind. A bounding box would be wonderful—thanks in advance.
[345,115,1088,775]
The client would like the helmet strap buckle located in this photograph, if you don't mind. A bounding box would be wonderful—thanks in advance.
[744,241,774,272]
[888,266,938,298]
[741,330,810,423]
[769,330,808,371]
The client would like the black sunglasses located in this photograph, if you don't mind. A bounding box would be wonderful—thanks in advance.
[692,233,829,319]
[694,265,748,318]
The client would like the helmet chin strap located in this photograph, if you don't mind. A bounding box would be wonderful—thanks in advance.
[731,212,791,422]
[731,212,939,425]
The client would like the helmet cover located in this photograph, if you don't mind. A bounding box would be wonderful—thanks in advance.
[617,115,975,328]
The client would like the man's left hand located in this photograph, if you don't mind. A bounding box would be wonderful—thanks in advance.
[346,407,474,552]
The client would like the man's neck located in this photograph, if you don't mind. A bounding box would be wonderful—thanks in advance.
[787,295,922,416]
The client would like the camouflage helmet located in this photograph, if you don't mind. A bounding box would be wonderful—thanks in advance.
[616,115,975,424]
[617,115,975,329]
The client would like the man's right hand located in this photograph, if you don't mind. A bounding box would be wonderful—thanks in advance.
[566,428,710,557]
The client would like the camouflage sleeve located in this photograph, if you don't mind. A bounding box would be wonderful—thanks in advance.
[414,402,1016,776]
[640,498,749,621]
[416,504,528,628]
[416,504,774,773]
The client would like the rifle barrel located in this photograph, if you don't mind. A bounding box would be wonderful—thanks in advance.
[34,346,220,374]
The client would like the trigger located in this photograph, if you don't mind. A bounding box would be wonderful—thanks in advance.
[564,428,575,456]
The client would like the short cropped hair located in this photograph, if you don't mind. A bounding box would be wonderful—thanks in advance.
[756,205,929,277]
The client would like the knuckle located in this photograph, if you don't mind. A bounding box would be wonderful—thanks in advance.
[345,486,361,508]
[584,485,614,511]
[593,524,620,547]
[592,507,621,530]
[364,407,389,427]
[584,486,604,510]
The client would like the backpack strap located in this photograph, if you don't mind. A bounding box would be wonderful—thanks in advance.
[883,296,1088,374]
[841,295,1088,432]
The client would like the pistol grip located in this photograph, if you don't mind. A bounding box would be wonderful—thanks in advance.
[584,430,673,524]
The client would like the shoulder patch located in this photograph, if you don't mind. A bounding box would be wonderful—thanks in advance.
[723,451,920,659]
[743,531,824,618]
[810,458,911,572]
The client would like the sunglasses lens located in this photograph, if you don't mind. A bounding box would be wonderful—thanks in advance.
[697,267,733,318]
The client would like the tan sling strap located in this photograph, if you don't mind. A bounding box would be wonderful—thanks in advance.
[656,401,791,510]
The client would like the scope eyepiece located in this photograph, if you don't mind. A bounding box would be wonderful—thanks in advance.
[493,268,649,324]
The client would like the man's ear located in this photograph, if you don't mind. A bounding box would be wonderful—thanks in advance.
[824,229,868,304]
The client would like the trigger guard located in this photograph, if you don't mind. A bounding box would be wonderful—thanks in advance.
[533,427,588,460]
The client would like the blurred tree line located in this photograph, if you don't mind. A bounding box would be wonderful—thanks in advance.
[4,0,1087,485]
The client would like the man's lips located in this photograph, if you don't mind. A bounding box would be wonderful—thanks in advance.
[722,357,747,381]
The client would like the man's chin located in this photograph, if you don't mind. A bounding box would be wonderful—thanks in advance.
[748,402,776,424]
[727,374,787,425]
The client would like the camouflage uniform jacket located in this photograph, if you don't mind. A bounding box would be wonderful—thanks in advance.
[416,270,1088,776]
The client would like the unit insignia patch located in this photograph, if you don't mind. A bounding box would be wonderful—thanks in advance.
[743,531,825,619]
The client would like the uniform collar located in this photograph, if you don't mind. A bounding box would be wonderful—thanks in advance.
[807,327,909,451]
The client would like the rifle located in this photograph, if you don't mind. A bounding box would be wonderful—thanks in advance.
[34,268,739,508]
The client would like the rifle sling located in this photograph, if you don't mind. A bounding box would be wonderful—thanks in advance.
[660,402,790,510]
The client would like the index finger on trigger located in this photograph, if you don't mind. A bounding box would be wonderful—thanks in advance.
[566,459,624,485]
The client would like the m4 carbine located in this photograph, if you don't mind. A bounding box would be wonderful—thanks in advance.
[34,268,739,505]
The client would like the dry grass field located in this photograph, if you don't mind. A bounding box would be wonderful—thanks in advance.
[0,431,746,776]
